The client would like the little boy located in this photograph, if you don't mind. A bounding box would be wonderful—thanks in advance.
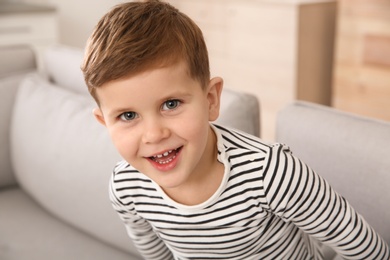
[81,1,389,259]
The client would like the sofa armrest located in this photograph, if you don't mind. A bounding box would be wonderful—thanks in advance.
[0,45,36,78]
[0,45,37,189]
[276,101,390,255]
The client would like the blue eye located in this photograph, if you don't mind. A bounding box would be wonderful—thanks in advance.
[119,112,137,121]
[162,100,181,110]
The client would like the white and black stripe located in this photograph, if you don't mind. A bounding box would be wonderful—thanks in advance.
[110,124,389,260]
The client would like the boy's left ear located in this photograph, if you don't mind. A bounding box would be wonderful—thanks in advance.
[207,77,223,121]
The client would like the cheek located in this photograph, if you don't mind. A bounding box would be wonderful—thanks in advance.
[108,127,138,158]
[178,111,210,144]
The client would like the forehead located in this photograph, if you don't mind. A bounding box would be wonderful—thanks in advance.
[95,61,202,109]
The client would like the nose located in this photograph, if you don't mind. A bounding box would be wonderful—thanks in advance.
[141,119,170,144]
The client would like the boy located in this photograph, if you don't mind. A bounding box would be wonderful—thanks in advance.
[81,1,389,259]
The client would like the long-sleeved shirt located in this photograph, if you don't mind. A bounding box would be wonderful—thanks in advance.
[109,124,389,259]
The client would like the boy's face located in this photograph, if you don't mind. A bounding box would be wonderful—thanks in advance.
[93,61,223,192]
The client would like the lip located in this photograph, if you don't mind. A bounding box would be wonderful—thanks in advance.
[146,146,182,172]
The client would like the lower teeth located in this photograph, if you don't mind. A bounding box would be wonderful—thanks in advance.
[157,155,176,164]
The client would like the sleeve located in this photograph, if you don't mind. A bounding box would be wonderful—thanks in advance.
[262,143,389,259]
[109,173,174,260]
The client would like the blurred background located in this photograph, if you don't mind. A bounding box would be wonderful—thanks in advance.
[1,0,389,140]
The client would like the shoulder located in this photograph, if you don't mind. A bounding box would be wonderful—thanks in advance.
[212,124,295,175]
[110,160,155,196]
[113,160,132,173]
[112,160,144,180]
[212,124,273,153]
[212,124,292,161]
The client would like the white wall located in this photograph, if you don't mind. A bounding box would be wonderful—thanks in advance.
[22,0,127,48]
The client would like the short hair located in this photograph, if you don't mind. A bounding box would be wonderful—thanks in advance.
[81,0,210,102]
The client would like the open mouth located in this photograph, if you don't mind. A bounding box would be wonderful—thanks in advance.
[149,147,182,165]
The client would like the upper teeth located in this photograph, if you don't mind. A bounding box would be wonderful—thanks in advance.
[154,150,173,158]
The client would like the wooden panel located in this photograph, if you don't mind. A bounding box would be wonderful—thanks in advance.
[332,0,390,121]
[169,0,336,140]
[363,35,390,67]
[297,3,336,105]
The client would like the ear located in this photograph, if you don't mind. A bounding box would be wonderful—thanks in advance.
[207,77,223,121]
[93,107,107,126]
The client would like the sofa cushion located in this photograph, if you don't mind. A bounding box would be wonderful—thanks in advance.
[10,74,140,256]
[0,188,135,260]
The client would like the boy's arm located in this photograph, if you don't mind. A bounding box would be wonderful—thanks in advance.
[109,177,174,260]
[263,144,389,259]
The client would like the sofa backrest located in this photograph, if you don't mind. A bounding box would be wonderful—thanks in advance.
[276,101,390,245]
[0,45,36,189]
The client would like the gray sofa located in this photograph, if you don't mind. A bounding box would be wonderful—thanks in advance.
[1,45,389,260]
[0,45,259,260]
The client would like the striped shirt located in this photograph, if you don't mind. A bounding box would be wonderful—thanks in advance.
[110,124,389,259]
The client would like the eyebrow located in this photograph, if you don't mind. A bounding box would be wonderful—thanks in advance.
[106,107,133,118]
